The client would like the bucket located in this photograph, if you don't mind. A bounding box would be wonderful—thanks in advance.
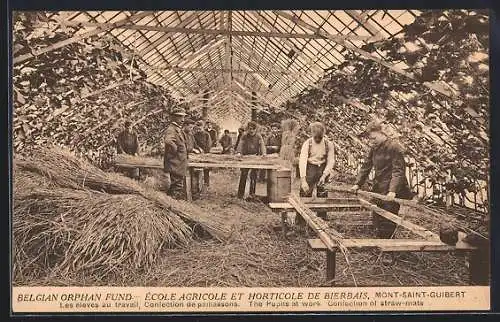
[267,168,292,202]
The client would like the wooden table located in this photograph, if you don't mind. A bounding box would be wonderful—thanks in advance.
[114,154,288,201]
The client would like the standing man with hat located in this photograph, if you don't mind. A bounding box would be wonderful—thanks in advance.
[163,107,189,199]
[351,120,413,238]
[193,120,212,187]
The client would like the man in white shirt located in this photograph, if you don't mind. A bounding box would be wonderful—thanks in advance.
[298,122,336,218]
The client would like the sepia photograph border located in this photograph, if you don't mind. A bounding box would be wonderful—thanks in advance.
[5,0,500,319]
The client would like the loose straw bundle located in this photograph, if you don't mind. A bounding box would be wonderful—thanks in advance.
[13,188,192,281]
[15,146,232,240]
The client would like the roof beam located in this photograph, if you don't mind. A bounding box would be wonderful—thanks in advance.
[252,11,324,77]
[138,12,200,63]
[345,10,385,41]
[161,37,225,80]
[57,20,373,41]
[224,11,233,84]
[15,11,154,64]
[274,10,454,98]
[162,66,301,75]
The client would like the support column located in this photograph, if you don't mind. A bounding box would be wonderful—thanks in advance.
[326,250,337,285]
[185,168,193,201]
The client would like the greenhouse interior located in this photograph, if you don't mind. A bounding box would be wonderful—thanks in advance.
[12,10,490,288]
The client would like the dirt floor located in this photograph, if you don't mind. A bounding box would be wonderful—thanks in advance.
[27,169,471,287]
[114,169,470,287]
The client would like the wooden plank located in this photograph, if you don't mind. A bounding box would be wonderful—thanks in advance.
[328,185,419,208]
[114,154,284,170]
[308,238,476,252]
[288,195,345,251]
[300,197,360,203]
[359,198,440,241]
[187,162,280,170]
[14,11,154,64]
[268,202,363,210]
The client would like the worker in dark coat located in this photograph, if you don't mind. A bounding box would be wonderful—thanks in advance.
[236,121,266,199]
[266,123,282,154]
[116,120,140,179]
[206,121,218,148]
[234,127,245,151]
[194,121,212,153]
[351,120,413,238]
[183,121,201,154]
[258,123,283,182]
[193,121,212,187]
[219,129,233,154]
[163,107,188,199]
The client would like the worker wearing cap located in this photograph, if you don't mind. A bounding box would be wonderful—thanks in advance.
[266,122,282,154]
[183,120,202,154]
[163,107,189,199]
[206,121,218,148]
[236,121,266,199]
[219,129,233,154]
[193,120,212,187]
[234,127,245,152]
[193,120,212,153]
[298,122,336,219]
[116,120,140,179]
[351,120,413,238]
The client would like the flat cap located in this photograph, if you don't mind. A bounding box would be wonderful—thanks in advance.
[171,107,187,116]
[358,120,383,137]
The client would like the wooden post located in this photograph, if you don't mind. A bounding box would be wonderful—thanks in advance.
[185,168,193,201]
[469,248,489,285]
[326,250,337,285]
[281,211,288,236]
[198,169,204,193]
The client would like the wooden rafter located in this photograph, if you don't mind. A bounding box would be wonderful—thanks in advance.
[57,20,374,41]
[161,37,225,80]
[274,10,454,98]
[345,10,385,41]
[162,66,308,75]
[252,11,324,76]
[223,11,232,84]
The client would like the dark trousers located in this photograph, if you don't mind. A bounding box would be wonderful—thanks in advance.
[372,198,399,238]
[203,169,210,186]
[238,168,257,199]
[258,169,266,182]
[167,173,186,200]
[299,163,328,220]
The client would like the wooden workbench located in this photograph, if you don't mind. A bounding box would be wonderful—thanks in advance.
[114,154,289,201]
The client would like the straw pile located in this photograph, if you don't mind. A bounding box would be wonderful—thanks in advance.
[15,147,232,239]
[13,188,191,282]
[13,146,233,284]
